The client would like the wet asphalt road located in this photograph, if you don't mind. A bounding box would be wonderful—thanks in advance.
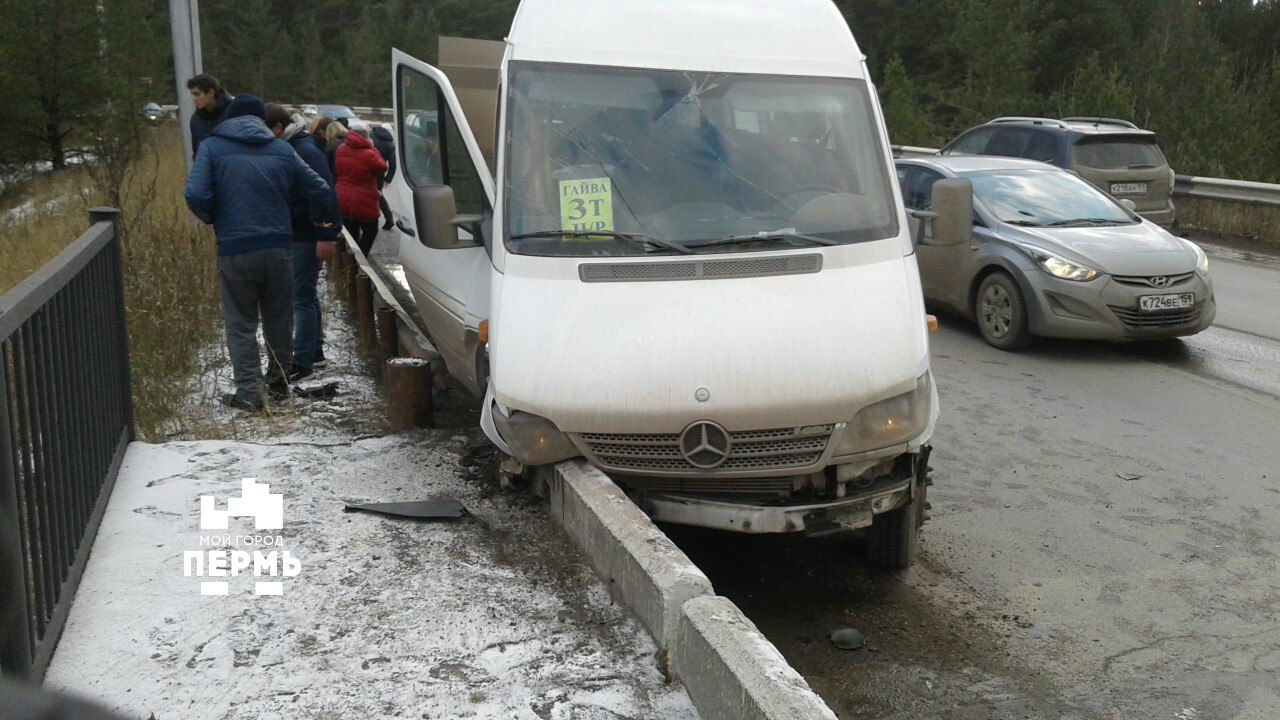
[371,228,1279,718]
[668,251,1280,719]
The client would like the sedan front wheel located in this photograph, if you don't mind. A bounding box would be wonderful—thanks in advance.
[976,272,1033,350]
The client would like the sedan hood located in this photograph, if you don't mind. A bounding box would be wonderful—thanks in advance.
[1008,221,1197,276]
[491,244,930,434]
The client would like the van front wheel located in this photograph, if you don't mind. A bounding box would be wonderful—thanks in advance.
[864,481,924,569]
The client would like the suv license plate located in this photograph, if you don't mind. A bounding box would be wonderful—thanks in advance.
[1139,293,1193,312]
[1112,182,1148,195]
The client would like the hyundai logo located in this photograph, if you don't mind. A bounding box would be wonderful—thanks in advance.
[1149,276,1170,288]
[679,421,731,469]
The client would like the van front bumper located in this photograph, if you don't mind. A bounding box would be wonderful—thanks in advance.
[642,475,913,535]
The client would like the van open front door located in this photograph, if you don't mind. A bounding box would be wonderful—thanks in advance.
[390,47,498,394]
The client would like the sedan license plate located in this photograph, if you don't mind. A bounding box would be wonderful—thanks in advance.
[1111,182,1148,195]
[1139,293,1194,312]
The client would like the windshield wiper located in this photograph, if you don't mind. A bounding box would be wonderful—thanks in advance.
[1042,218,1125,227]
[688,231,838,250]
[510,229,694,255]
[1005,220,1046,227]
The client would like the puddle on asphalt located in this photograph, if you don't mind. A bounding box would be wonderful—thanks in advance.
[663,526,1086,719]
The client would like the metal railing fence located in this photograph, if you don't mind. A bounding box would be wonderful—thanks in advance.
[0,208,134,680]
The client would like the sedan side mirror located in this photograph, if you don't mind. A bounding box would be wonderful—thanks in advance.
[929,179,974,247]
[413,185,481,250]
[1119,198,1137,211]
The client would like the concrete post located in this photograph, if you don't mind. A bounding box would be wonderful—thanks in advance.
[169,0,203,171]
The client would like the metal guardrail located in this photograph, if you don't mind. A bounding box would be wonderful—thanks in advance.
[890,145,1280,208]
[0,208,134,680]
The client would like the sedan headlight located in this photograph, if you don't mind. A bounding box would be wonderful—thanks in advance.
[832,372,932,456]
[1037,254,1100,282]
[1192,244,1209,275]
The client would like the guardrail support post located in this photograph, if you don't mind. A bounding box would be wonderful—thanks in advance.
[386,358,432,430]
[343,252,358,309]
[355,271,375,348]
[376,307,398,371]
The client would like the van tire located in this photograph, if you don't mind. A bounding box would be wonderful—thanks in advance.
[976,272,1033,351]
[865,480,924,569]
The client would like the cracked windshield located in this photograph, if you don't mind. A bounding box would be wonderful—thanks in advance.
[504,62,898,256]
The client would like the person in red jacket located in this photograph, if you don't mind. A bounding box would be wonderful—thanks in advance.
[335,126,389,257]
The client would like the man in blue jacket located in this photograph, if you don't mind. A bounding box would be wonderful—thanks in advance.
[184,94,333,411]
[265,104,340,380]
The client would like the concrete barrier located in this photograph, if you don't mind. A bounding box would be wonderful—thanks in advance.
[675,596,838,720]
[549,460,713,658]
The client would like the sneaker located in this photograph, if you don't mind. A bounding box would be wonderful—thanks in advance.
[220,393,263,412]
[288,365,315,384]
[312,351,328,369]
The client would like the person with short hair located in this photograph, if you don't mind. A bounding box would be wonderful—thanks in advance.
[183,94,333,411]
[264,103,340,381]
[335,126,389,258]
[185,73,233,158]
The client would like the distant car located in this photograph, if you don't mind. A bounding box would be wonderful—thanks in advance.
[896,156,1213,350]
[315,104,357,122]
[140,102,164,122]
[941,117,1176,227]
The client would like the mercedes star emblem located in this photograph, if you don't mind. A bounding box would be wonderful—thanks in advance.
[679,420,731,469]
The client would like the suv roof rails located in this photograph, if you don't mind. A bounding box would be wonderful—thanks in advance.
[1061,117,1139,129]
[988,116,1070,129]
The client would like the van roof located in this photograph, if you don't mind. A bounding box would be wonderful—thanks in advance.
[507,0,866,79]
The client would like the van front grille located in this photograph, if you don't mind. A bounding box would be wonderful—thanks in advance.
[576,424,833,474]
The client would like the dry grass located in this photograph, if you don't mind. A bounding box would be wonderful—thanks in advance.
[116,128,222,439]
[1176,197,1280,247]
[1,127,223,440]
[0,169,92,294]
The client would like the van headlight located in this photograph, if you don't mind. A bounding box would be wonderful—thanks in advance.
[832,372,932,456]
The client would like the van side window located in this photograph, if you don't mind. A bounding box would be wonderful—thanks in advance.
[944,128,995,155]
[397,66,486,216]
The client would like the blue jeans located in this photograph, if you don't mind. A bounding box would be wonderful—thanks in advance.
[291,242,323,373]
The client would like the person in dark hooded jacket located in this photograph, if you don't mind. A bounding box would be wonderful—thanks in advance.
[370,124,397,229]
[186,74,233,158]
[266,104,340,380]
[184,94,333,410]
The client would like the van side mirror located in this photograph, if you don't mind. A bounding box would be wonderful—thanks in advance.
[413,185,481,250]
[929,179,974,246]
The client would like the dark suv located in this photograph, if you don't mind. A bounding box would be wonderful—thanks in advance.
[941,117,1176,226]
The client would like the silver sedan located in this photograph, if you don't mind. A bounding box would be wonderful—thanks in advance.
[896,156,1214,350]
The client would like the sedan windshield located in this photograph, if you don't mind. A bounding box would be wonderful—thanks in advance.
[504,62,898,256]
[965,170,1136,227]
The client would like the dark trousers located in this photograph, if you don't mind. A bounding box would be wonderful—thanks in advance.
[218,248,293,403]
[378,192,392,226]
[291,242,323,373]
[344,217,380,258]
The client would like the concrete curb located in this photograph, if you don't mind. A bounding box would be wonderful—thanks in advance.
[675,596,838,720]
[548,461,839,719]
[549,460,714,656]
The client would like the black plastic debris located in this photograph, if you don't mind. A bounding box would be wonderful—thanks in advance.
[343,499,466,520]
[292,382,340,399]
